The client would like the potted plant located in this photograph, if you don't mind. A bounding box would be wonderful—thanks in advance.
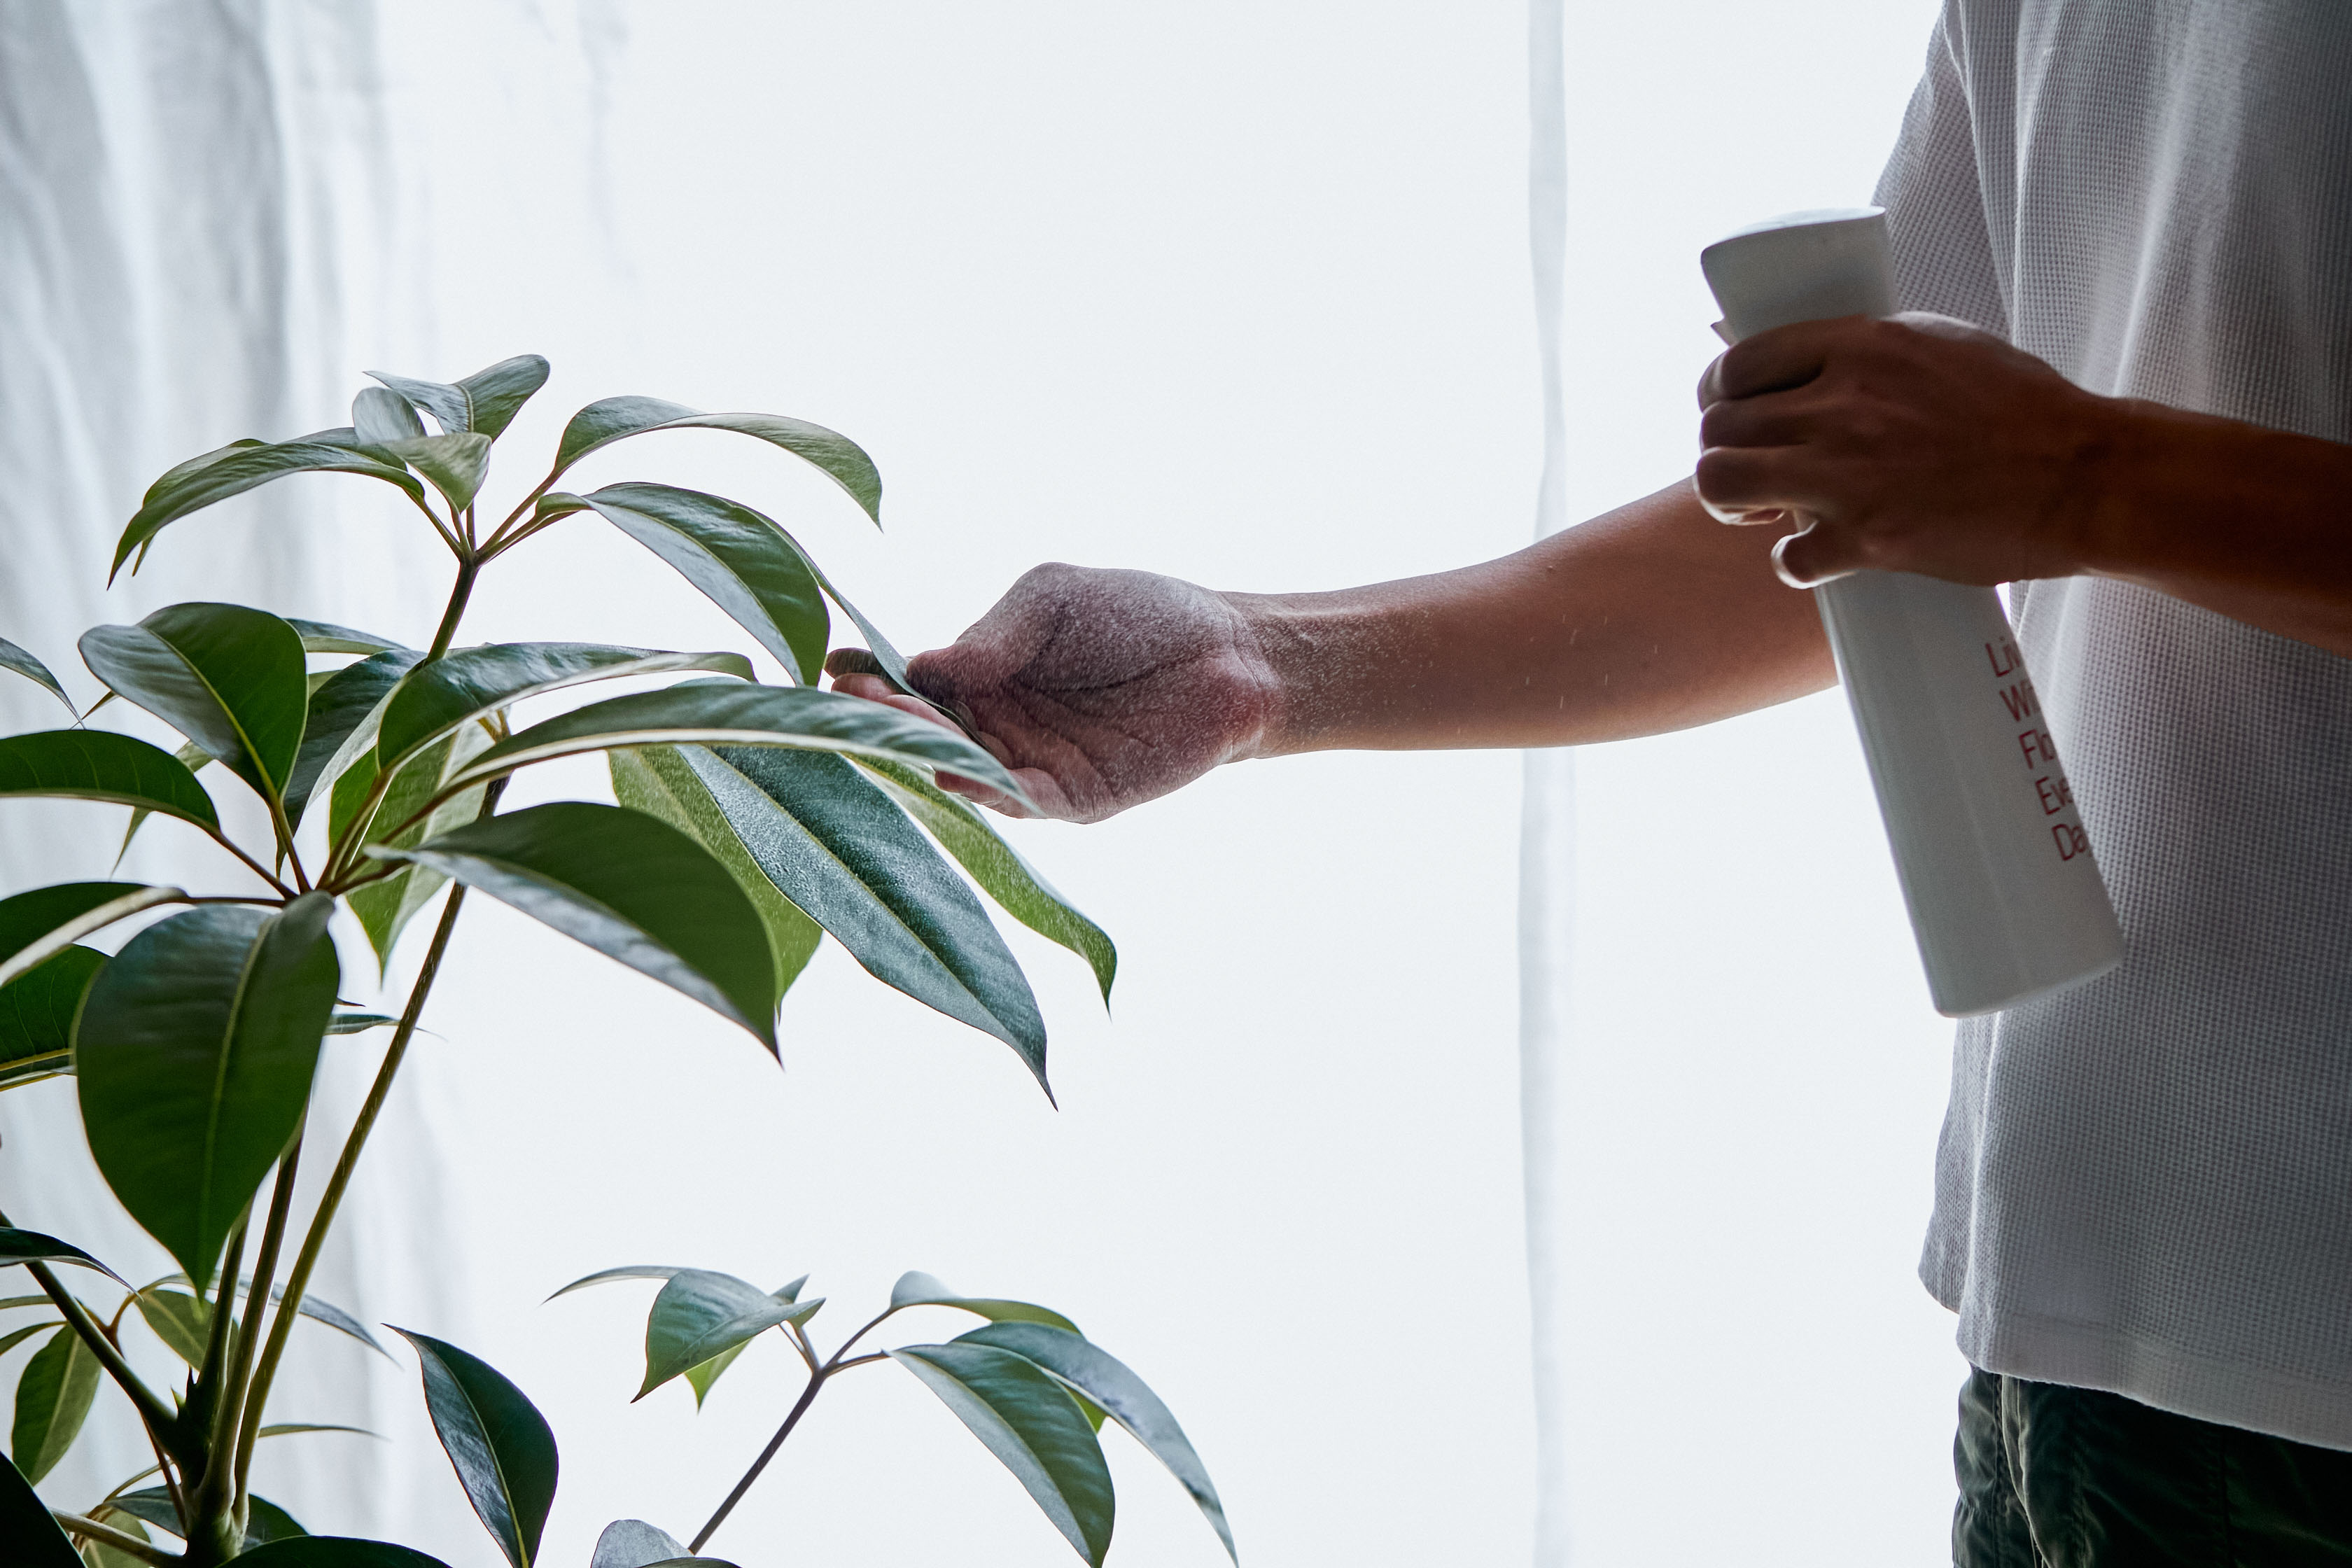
[0,356,1231,1566]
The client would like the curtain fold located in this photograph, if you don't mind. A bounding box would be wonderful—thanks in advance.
[1520,1,1575,1564]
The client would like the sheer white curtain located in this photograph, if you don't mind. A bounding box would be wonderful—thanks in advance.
[1520,2,1966,1564]
[6,4,1540,1562]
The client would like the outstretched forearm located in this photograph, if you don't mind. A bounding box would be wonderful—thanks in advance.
[1233,478,1835,755]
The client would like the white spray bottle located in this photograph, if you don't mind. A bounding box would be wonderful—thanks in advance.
[1699,207,2122,1016]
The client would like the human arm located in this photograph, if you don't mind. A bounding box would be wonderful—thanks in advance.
[827,479,1833,821]
[1694,312,2352,656]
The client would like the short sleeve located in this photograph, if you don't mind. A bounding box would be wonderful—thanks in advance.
[1875,10,2009,337]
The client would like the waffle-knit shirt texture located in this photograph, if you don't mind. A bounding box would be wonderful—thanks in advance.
[1876,0,2352,1448]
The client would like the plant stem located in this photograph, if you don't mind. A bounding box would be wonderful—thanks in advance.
[228,879,472,1497]
[690,1366,830,1553]
[10,1253,176,1438]
[53,1511,179,1565]
[193,1124,303,1530]
[204,827,296,900]
[426,554,481,663]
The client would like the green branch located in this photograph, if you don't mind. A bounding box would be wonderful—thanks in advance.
[55,1511,180,1565]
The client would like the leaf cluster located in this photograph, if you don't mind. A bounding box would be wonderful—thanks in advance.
[0,358,1209,1567]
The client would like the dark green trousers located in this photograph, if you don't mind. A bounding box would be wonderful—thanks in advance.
[1955,1367,2352,1566]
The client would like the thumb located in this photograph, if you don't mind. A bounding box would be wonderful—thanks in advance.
[1770,517,1864,589]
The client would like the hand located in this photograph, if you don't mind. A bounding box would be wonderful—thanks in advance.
[825,563,1279,822]
[1694,312,2121,587]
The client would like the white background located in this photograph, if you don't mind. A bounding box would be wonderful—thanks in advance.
[0,2,1966,1564]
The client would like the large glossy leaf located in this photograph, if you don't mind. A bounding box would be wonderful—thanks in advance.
[75,896,339,1290]
[692,747,1046,1083]
[574,485,829,682]
[11,1324,99,1483]
[0,730,219,829]
[635,1269,821,1402]
[858,758,1116,1002]
[0,1229,128,1284]
[384,433,492,515]
[610,747,822,1004]
[0,882,182,990]
[392,1329,558,1568]
[107,1485,307,1544]
[370,355,550,440]
[0,1450,80,1568]
[442,681,1027,804]
[0,637,76,718]
[285,619,413,657]
[286,650,424,829]
[224,1539,454,1567]
[372,803,777,1050]
[113,434,426,581]
[80,604,308,803]
[344,725,491,973]
[890,1341,1114,1566]
[0,947,102,1090]
[552,398,881,522]
[375,644,755,772]
[887,1272,1079,1334]
[957,1322,1234,1562]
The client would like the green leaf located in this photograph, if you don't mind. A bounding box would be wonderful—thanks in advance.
[688,746,1049,1085]
[545,1265,686,1299]
[258,1422,381,1441]
[286,650,424,829]
[890,1341,1114,1566]
[134,1287,214,1364]
[375,644,756,774]
[0,1323,59,1358]
[372,803,778,1050]
[113,435,426,582]
[391,1329,558,1568]
[955,1322,1235,1562]
[0,883,183,990]
[106,1484,306,1544]
[353,386,427,448]
[552,398,881,523]
[0,1451,80,1568]
[887,1272,1079,1334]
[636,1269,820,1402]
[326,1011,399,1035]
[442,681,1028,804]
[370,355,550,440]
[590,1522,687,1568]
[285,619,414,657]
[610,748,822,1005]
[75,896,339,1290]
[222,1539,454,1567]
[575,485,830,682]
[0,946,99,1091]
[682,1341,749,1410]
[10,1324,99,1483]
[384,433,493,515]
[0,729,220,830]
[80,603,308,804]
[858,758,1116,1002]
[344,725,492,974]
[0,637,78,718]
[0,1229,128,1285]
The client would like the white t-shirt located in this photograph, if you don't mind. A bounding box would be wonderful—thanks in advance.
[1877,0,2352,1449]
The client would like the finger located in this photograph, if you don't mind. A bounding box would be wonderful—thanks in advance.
[1693,444,1819,518]
[825,647,893,681]
[1698,386,1829,451]
[1772,520,1864,589]
[1697,317,1851,407]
